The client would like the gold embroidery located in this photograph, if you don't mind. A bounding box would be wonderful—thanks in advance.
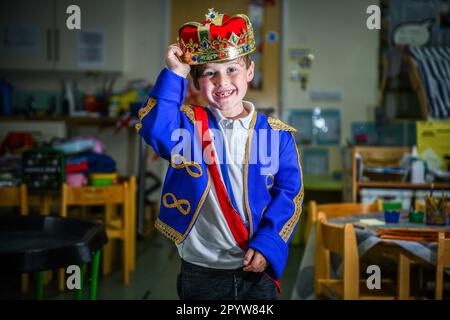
[244,111,257,238]
[261,206,267,218]
[180,105,196,124]
[279,134,304,242]
[182,171,211,240]
[171,154,203,178]
[268,117,297,134]
[266,174,275,189]
[155,218,183,243]
[135,97,157,132]
[139,97,157,121]
[162,193,191,216]
[135,123,142,132]
[156,171,211,245]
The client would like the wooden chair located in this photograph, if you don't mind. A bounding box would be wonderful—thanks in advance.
[304,200,383,244]
[315,211,396,299]
[60,177,136,285]
[0,184,29,216]
[435,232,450,300]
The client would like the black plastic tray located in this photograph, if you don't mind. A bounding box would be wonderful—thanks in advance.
[0,215,108,273]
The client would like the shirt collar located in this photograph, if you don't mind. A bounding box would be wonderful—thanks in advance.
[208,101,255,129]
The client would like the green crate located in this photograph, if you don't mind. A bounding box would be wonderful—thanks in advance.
[22,148,65,191]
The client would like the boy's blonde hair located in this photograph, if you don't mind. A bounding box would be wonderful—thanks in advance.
[189,55,253,90]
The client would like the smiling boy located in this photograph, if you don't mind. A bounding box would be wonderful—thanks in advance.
[136,9,303,300]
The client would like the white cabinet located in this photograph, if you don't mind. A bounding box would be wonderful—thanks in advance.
[54,0,124,71]
[0,0,124,72]
[0,0,54,70]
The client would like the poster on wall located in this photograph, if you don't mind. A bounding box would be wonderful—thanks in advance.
[417,121,450,170]
[286,108,340,145]
[302,148,329,176]
[77,29,105,69]
[286,109,313,144]
[313,108,340,145]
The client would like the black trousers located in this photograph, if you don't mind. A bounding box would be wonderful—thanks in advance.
[177,259,277,300]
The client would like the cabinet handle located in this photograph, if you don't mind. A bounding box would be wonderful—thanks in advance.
[54,29,60,62]
[47,28,52,61]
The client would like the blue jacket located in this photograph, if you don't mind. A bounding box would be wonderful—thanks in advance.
[136,68,304,279]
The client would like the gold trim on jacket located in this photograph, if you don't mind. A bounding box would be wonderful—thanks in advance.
[279,133,304,242]
[243,111,258,238]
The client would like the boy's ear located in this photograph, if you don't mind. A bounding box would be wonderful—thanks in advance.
[246,61,255,83]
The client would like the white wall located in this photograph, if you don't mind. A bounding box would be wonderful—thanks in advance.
[120,0,168,88]
[85,0,168,175]
[282,0,380,173]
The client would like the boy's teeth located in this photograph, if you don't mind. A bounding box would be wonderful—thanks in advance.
[216,90,233,97]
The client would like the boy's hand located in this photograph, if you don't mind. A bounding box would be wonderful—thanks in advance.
[166,44,191,78]
[243,248,268,273]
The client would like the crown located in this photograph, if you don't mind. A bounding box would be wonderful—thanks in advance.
[178,9,256,65]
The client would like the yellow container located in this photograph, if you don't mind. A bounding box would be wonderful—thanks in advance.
[90,173,118,180]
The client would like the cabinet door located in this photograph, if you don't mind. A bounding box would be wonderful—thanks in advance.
[0,0,54,70]
[54,0,124,72]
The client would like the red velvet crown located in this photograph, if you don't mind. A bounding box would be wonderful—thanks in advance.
[178,9,256,65]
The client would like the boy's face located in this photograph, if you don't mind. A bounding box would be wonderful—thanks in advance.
[197,58,254,113]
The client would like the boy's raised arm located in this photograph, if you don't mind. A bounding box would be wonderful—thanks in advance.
[135,44,191,161]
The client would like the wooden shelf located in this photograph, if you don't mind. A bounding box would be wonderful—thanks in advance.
[358,181,450,190]
[351,147,450,201]
[0,115,119,126]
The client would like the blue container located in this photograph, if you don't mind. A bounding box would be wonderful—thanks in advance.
[0,79,13,115]
[384,210,400,223]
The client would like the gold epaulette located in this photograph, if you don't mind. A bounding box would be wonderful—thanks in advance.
[268,117,297,133]
[180,104,195,123]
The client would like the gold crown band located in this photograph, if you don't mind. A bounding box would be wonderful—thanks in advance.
[179,12,255,65]
[179,30,255,65]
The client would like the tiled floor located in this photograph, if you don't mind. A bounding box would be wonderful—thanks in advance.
[1,231,304,300]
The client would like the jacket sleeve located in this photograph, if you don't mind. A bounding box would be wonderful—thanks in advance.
[248,131,304,280]
[135,68,189,161]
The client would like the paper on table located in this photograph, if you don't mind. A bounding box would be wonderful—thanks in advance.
[358,219,386,226]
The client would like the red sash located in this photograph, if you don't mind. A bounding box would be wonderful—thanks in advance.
[192,105,282,295]
[192,105,249,251]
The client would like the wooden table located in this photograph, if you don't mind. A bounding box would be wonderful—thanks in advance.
[292,211,449,299]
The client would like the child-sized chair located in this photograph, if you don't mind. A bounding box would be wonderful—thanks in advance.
[435,232,450,300]
[315,211,396,299]
[60,177,136,285]
[304,200,382,244]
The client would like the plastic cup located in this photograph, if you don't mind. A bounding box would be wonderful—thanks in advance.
[384,210,400,223]
[409,211,424,223]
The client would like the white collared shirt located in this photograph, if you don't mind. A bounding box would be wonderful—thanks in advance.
[176,101,255,269]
